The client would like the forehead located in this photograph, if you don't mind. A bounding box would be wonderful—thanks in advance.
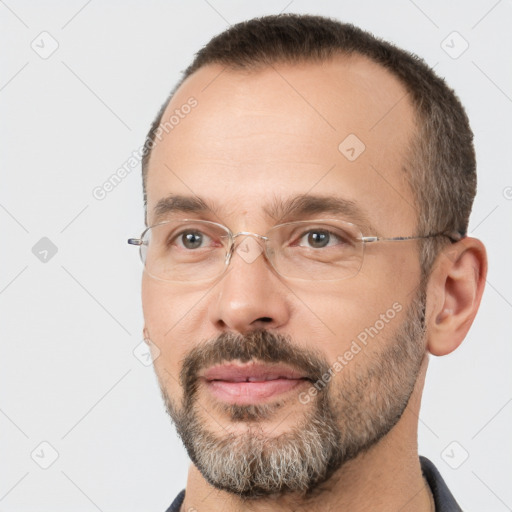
[145,55,418,234]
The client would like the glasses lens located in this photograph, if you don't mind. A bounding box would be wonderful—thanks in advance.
[141,220,229,282]
[268,220,364,280]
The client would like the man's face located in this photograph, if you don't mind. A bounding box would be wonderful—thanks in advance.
[142,55,426,496]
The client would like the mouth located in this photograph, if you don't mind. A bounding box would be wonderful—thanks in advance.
[199,362,312,405]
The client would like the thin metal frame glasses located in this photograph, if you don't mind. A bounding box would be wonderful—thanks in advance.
[128,218,462,282]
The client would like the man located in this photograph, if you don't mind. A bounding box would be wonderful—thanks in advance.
[129,14,487,511]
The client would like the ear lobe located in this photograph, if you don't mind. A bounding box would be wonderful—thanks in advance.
[426,237,487,356]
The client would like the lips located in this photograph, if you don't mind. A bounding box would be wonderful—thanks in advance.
[200,362,311,405]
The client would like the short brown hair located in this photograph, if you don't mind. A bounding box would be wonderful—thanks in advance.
[141,14,476,277]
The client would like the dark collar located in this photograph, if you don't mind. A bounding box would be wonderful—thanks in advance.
[165,456,462,512]
[420,456,462,511]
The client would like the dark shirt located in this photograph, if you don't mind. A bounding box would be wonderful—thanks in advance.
[165,456,462,511]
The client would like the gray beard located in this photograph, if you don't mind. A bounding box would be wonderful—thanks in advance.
[158,287,426,499]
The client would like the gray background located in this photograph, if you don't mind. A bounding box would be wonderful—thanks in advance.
[1,1,511,510]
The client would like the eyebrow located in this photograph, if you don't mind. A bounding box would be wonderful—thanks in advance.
[153,194,213,219]
[264,194,376,232]
[152,193,379,234]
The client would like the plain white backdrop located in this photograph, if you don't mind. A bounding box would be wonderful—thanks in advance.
[1,1,511,510]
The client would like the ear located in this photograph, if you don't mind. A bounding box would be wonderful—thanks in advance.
[143,325,150,342]
[425,237,487,356]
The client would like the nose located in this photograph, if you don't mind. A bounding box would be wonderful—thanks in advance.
[208,235,291,334]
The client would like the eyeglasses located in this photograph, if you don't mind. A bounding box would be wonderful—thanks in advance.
[128,218,462,282]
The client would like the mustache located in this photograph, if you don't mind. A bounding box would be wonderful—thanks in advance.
[180,328,331,396]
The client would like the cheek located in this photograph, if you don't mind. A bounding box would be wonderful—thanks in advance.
[142,278,171,339]
[142,278,205,383]
[302,291,406,383]
[300,252,419,362]
[142,277,202,336]
[361,243,421,299]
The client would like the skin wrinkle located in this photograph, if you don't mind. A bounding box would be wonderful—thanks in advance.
[144,59,427,509]
[140,30,487,508]
[159,285,426,499]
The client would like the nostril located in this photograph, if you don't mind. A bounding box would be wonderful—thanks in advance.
[258,317,272,323]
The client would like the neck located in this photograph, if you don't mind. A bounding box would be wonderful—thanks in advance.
[181,358,433,512]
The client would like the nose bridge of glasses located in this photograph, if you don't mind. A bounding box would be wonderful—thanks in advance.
[232,231,269,243]
[222,231,270,268]
[231,231,269,255]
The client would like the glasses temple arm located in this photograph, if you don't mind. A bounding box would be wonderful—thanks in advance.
[361,231,464,244]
